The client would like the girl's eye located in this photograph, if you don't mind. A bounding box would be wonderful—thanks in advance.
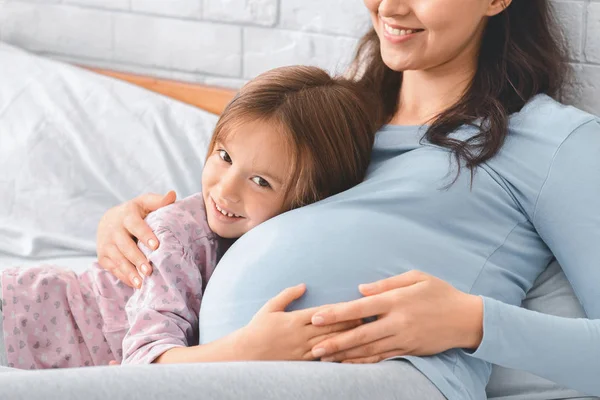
[218,150,232,164]
[251,176,271,188]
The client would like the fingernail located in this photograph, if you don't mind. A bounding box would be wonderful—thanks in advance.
[321,356,334,362]
[312,315,325,325]
[133,277,142,288]
[312,348,327,358]
[141,264,150,276]
[148,239,157,250]
[359,283,374,293]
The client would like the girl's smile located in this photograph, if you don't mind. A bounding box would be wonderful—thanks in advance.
[208,196,244,222]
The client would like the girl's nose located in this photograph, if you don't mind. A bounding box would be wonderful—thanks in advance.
[216,172,241,203]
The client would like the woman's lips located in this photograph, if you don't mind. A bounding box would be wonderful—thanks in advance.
[381,20,424,43]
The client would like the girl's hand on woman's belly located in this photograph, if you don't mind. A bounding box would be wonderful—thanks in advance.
[234,284,363,361]
[309,270,484,363]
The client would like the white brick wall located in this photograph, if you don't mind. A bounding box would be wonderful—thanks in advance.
[0,0,598,114]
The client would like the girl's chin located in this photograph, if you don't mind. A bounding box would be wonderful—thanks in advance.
[208,221,247,239]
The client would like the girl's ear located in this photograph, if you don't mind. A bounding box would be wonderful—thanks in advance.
[485,0,512,17]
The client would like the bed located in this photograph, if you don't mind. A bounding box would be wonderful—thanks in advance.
[0,42,595,400]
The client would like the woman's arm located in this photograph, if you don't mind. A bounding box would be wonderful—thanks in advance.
[121,227,209,364]
[468,297,599,393]
[310,119,600,395]
[468,118,600,393]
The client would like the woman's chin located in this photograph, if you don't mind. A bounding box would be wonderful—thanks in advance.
[380,52,416,73]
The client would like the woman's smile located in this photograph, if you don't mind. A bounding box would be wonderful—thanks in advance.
[381,19,424,44]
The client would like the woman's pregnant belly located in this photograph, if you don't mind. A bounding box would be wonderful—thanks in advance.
[199,149,548,344]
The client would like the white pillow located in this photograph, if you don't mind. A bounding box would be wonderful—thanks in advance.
[0,43,217,271]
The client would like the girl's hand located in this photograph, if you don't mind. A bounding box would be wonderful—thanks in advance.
[309,270,483,364]
[96,191,177,288]
[237,284,362,361]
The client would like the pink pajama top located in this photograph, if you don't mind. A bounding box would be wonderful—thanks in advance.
[0,193,229,369]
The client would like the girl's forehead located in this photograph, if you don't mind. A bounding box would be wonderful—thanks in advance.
[221,118,291,153]
[221,119,295,182]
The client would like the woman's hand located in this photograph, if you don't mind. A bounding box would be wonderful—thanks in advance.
[96,191,177,288]
[236,284,363,361]
[309,270,483,364]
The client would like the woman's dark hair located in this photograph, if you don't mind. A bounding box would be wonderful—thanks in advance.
[208,65,381,209]
[349,0,570,174]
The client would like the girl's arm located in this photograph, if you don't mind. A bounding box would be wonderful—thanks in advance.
[153,283,359,364]
[122,216,361,364]
[121,225,210,364]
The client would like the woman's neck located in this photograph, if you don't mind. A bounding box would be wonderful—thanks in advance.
[390,48,479,127]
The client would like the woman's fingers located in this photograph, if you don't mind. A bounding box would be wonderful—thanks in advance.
[307,320,362,342]
[96,192,176,284]
[112,269,130,287]
[122,191,177,250]
[311,295,388,326]
[119,193,175,276]
[137,191,177,215]
[122,212,159,253]
[259,284,306,314]
[106,245,142,288]
[100,256,131,288]
[115,230,152,277]
[311,319,390,358]
[320,336,399,362]
[302,330,352,360]
[97,255,117,276]
[359,270,427,296]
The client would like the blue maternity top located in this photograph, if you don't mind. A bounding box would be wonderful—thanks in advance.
[199,95,600,399]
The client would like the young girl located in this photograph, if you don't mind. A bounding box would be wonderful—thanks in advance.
[0,65,380,369]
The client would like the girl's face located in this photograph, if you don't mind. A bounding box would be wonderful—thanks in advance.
[363,0,508,72]
[201,119,291,239]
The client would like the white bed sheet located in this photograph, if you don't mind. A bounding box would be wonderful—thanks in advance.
[0,42,218,273]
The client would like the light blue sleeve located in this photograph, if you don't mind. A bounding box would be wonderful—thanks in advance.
[470,119,600,395]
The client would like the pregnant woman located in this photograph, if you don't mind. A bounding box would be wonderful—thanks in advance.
[5,0,597,399]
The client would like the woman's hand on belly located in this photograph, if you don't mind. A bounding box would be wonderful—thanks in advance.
[234,284,363,361]
[309,271,484,363]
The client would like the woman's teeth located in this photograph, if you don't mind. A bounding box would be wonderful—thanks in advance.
[215,203,240,218]
[384,23,420,37]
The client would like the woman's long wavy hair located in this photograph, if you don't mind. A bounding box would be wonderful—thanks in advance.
[349,0,570,174]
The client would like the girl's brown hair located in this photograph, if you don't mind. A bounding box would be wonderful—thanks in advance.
[207,65,382,209]
[349,0,570,175]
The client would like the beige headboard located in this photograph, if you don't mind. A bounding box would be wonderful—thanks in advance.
[86,67,237,115]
